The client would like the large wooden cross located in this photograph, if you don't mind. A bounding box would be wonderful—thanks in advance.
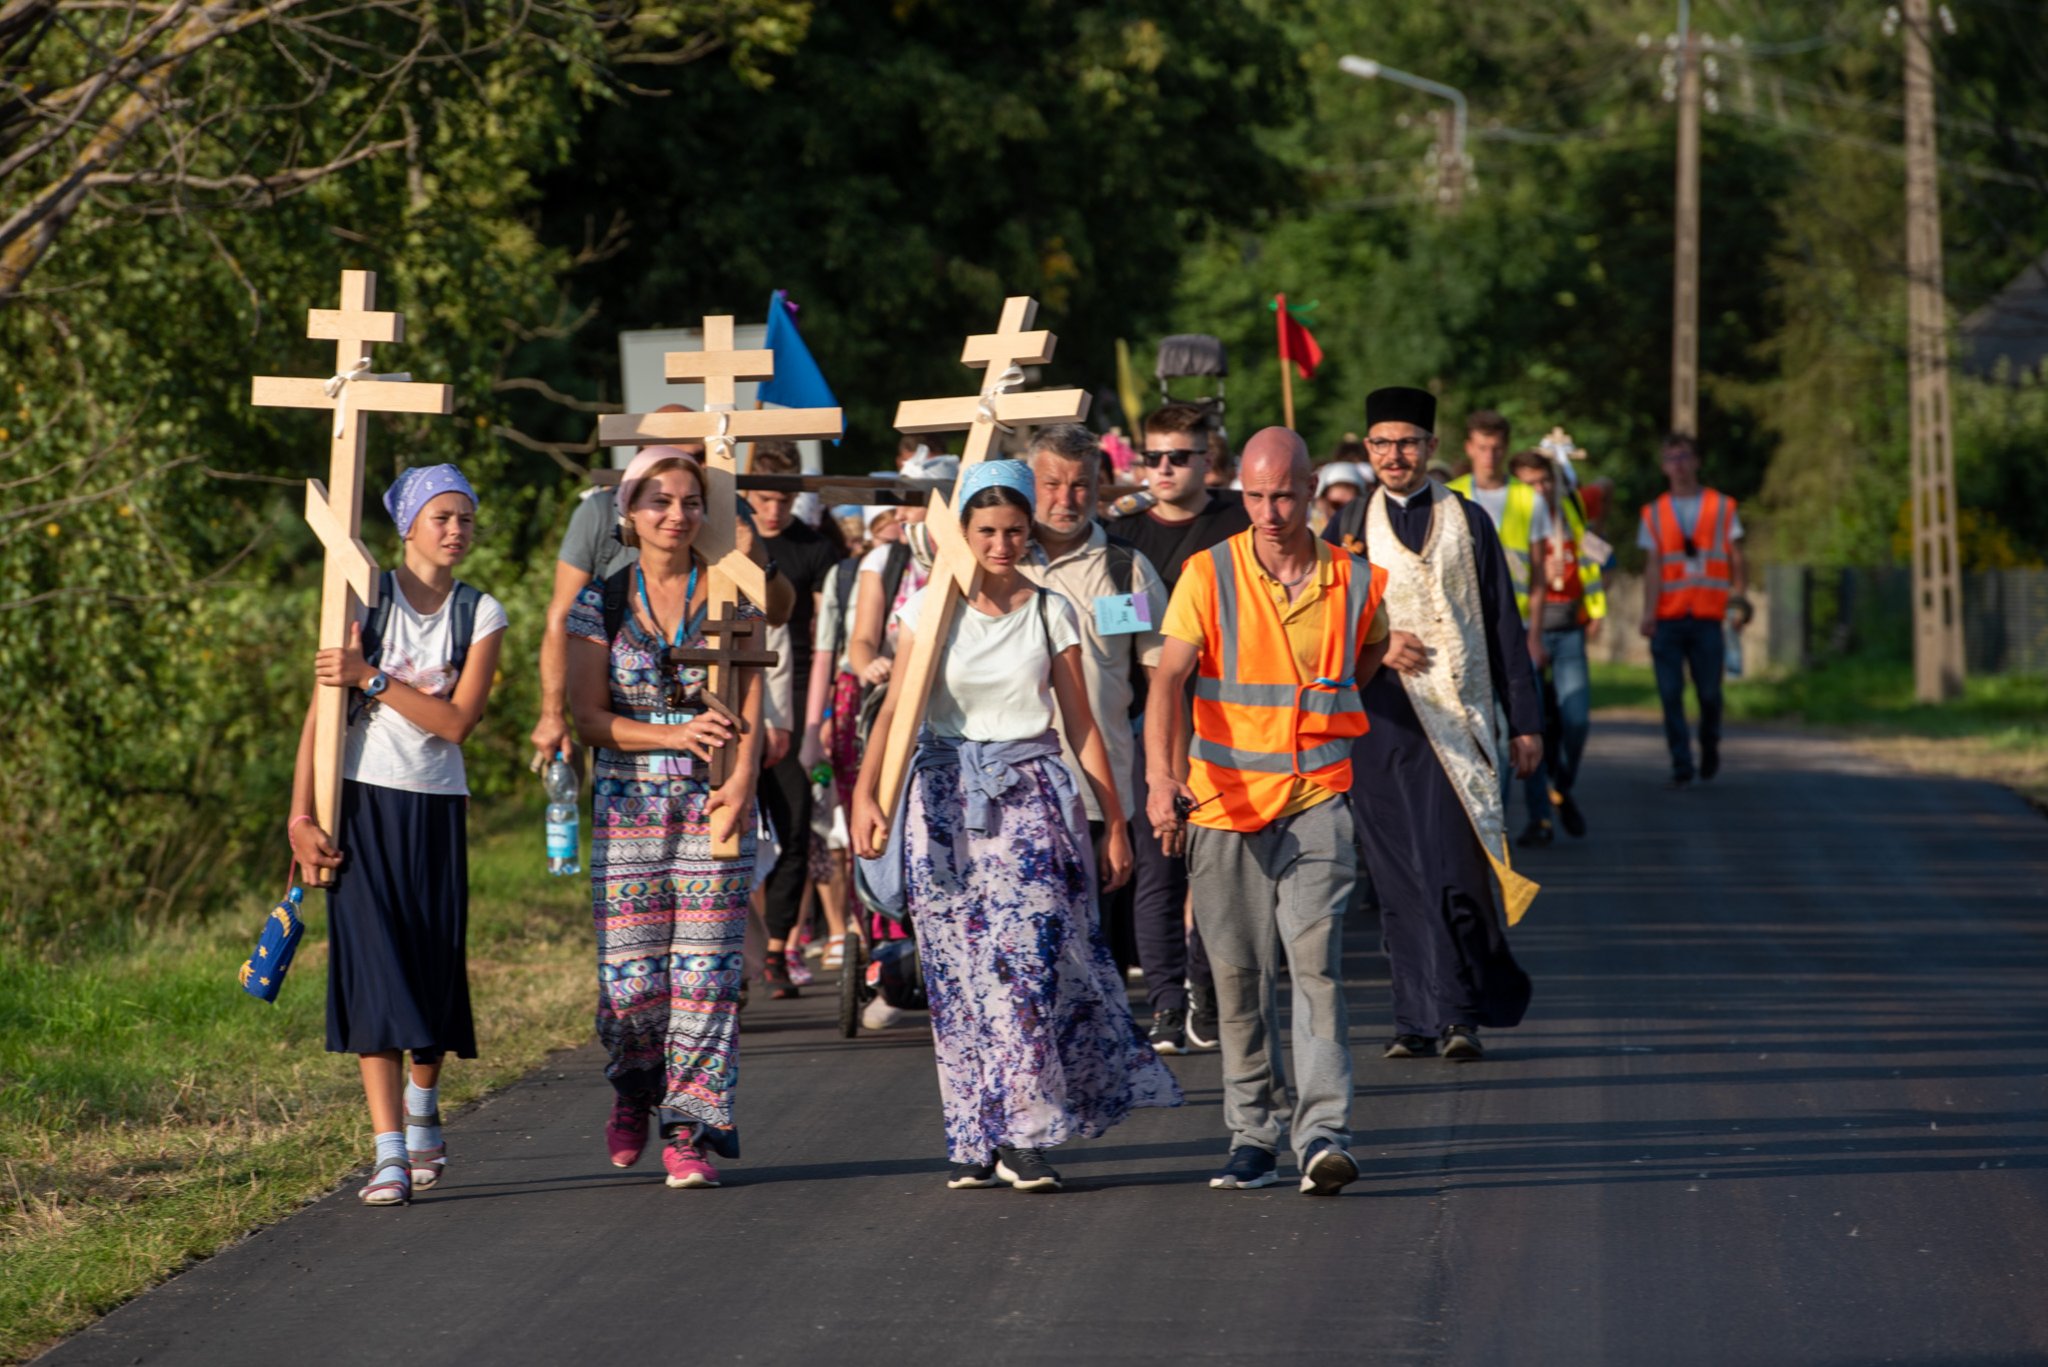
[595,314,842,858]
[251,269,453,883]
[872,296,1090,817]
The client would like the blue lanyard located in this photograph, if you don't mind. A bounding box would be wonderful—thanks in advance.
[635,564,704,648]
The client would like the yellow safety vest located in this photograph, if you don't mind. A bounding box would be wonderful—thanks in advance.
[1449,475,1607,623]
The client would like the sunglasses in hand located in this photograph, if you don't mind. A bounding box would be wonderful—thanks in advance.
[1139,447,1202,469]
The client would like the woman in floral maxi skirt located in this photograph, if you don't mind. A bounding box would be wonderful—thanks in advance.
[853,459,1180,1192]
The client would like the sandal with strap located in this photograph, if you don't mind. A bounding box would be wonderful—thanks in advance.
[406,1110,446,1189]
[360,1159,412,1207]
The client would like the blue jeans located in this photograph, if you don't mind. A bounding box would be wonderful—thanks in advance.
[1650,617,1724,779]
[1525,626,1591,821]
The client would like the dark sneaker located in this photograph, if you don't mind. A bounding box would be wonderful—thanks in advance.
[763,950,798,1000]
[1209,1146,1279,1190]
[1148,1007,1187,1057]
[1557,791,1587,838]
[1383,1034,1435,1059]
[1666,773,1693,791]
[1441,1024,1484,1061]
[994,1146,1062,1192]
[1185,985,1219,1051]
[1516,819,1554,848]
[1299,1139,1360,1196]
[947,1160,1000,1190]
[1700,744,1720,781]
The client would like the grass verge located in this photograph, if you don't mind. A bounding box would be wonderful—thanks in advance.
[1591,659,2048,806]
[0,797,587,1363]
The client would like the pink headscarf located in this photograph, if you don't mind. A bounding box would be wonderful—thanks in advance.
[614,445,702,524]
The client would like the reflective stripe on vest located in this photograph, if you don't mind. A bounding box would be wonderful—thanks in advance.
[1560,493,1608,621]
[1189,734,1355,774]
[1646,489,1734,620]
[1193,539,1371,717]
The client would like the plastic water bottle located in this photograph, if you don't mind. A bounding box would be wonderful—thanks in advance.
[544,758,581,876]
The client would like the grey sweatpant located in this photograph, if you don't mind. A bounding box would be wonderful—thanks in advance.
[1186,796,1356,1164]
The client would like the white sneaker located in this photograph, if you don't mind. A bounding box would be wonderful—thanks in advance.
[862,997,909,1030]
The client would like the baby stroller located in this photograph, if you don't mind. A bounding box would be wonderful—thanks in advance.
[836,853,928,1038]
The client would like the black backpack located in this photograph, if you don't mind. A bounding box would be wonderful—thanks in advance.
[349,569,482,724]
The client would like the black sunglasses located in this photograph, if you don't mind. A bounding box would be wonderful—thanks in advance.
[1139,448,1201,469]
[661,647,699,711]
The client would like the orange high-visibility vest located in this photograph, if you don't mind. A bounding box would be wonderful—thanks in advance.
[1643,488,1736,620]
[1185,532,1389,832]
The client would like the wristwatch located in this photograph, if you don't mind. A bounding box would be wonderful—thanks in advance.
[362,671,389,698]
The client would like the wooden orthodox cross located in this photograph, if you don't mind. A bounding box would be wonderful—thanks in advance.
[251,269,452,884]
[595,314,842,859]
[872,296,1090,817]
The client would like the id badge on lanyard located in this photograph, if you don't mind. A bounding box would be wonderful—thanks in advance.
[648,709,696,779]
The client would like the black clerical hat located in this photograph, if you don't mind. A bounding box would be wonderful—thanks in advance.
[1364,386,1437,431]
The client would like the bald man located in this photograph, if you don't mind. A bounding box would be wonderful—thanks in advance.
[1146,428,1391,1195]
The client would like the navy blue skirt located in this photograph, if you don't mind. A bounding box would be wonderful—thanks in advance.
[325,779,477,1059]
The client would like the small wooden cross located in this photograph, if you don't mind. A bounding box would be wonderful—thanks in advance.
[871,296,1090,818]
[668,606,783,789]
[596,314,842,858]
[251,269,452,883]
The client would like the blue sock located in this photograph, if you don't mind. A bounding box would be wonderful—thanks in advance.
[373,1130,406,1172]
[404,1082,441,1152]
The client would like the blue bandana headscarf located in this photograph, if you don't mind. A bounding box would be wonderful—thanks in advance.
[383,464,477,536]
[954,459,1034,507]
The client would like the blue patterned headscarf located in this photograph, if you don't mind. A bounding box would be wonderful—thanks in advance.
[383,464,477,536]
[954,459,1034,506]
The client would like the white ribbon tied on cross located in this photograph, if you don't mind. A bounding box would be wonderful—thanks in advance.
[975,365,1026,432]
[324,357,411,439]
[705,405,736,460]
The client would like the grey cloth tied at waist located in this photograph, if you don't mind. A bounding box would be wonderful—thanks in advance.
[856,728,1090,920]
[915,730,1070,835]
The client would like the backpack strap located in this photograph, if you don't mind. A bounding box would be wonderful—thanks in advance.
[446,581,482,677]
[879,540,910,616]
[601,564,635,647]
[830,556,860,661]
[1102,532,1138,598]
[347,570,398,729]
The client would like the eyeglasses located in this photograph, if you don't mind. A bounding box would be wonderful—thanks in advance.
[1139,448,1201,469]
[1364,437,1431,456]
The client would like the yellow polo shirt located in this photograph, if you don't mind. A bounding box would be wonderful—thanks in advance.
[1163,539,1390,820]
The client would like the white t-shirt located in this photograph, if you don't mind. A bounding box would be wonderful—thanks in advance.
[897,586,1082,741]
[344,580,508,795]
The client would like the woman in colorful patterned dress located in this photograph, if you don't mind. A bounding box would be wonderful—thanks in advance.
[851,460,1181,1193]
[566,447,763,1189]
[288,464,505,1208]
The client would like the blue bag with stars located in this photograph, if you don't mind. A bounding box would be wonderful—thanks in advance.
[239,879,306,1004]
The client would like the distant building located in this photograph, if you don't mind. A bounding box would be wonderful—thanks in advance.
[1959,251,2048,381]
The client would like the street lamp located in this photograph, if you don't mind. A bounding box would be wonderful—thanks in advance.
[1337,55,1469,209]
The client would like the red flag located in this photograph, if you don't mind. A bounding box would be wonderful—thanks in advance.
[1275,293,1323,380]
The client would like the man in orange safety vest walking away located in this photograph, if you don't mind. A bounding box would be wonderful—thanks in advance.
[1638,432,1747,789]
[1145,428,1391,1197]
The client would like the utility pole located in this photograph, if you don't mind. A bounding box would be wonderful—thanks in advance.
[1670,1,1701,437]
[1902,0,1966,700]
[1435,108,1466,213]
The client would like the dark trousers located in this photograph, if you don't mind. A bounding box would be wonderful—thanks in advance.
[757,749,812,940]
[1650,616,1724,779]
[1087,819,1140,973]
[1128,738,1211,1014]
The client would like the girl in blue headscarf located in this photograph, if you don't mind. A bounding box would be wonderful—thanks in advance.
[286,463,507,1208]
[850,460,1180,1193]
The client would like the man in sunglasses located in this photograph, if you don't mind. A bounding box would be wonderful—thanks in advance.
[1104,401,1249,1056]
[1326,386,1540,1064]
[1637,432,1746,788]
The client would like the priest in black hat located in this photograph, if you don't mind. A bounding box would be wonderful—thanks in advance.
[1326,386,1542,1061]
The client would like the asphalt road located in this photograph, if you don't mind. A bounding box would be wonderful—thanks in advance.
[40,719,2048,1367]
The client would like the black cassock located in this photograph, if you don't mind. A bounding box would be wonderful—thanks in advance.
[1329,484,1540,1037]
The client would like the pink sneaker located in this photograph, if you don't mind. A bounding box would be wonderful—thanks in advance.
[606,1095,650,1168]
[663,1135,721,1189]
